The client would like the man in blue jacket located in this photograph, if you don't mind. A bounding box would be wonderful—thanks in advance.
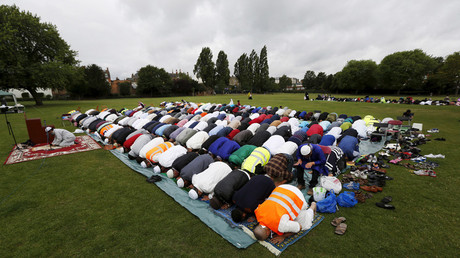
[294,144,329,195]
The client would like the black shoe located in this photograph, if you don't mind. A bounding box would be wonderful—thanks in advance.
[146,175,162,183]
[376,202,395,210]
[381,196,392,204]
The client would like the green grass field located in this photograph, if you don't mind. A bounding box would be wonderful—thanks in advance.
[1,93,459,256]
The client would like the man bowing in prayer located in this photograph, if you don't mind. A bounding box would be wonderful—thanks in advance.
[45,127,76,147]
[253,184,317,243]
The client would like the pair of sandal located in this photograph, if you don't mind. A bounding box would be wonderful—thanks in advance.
[353,190,373,203]
[331,217,347,235]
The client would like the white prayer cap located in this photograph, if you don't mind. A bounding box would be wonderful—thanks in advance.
[104,138,109,144]
[177,178,184,188]
[140,161,147,168]
[45,127,53,133]
[188,189,198,199]
[166,169,174,178]
[153,166,161,174]
[301,145,312,156]
[117,147,124,153]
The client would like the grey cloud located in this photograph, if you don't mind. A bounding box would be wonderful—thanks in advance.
[4,0,460,80]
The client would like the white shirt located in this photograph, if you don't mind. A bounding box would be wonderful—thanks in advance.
[194,121,208,131]
[277,141,298,155]
[158,145,187,168]
[247,123,260,134]
[262,135,285,155]
[192,162,232,194]
[186,131,209,150]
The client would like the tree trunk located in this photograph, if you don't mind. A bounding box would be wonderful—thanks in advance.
[397,89,401,95]
[455,84,459,97]
[26,88,43,106]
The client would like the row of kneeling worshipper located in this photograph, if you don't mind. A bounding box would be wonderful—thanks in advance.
[67,101,396,231]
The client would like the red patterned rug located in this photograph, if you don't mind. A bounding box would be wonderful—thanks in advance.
[4,135,102,165]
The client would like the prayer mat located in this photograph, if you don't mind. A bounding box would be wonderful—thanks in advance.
[213,204,324,256]
[4,135,101,165]
[108,148,256,249]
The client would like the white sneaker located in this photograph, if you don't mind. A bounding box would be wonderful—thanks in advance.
[413,170,429,176]
[358,171,368,180]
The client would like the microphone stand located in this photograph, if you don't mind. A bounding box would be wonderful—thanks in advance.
[3,108,21,151]
[44,120,52,150]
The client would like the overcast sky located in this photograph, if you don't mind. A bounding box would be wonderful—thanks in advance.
[5,0,460,80]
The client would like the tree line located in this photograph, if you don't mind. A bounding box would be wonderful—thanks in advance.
[193,46,271,94]
[302,50,460,96]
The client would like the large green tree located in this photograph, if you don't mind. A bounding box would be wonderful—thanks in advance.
[193,47,215,89]
[0,5,79,105]
[67,64,109,99]
[437,52,460,96]
[234,53,251,91]
[315,72,327,92]
[136,65,172,97]
[171,73,201,96]
[249,49,259,92]
[215,50,230,94]
[338,60,378,94]
[84,64,110,98]
[378,49,437,95]
[118,81,132,96]
[258,45,270,92]
[323,74,335,92]
[278,75,292,91]
[302,70,316,90]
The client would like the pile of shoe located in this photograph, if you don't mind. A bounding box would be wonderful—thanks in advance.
[367,172,393,187]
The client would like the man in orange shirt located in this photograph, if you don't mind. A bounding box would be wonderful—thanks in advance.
[253,184,316,243]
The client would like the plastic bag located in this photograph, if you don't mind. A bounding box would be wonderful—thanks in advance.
[320,176,342,193]
[312,187,327,201]
[316,190,337,213]
[337,191,358,207]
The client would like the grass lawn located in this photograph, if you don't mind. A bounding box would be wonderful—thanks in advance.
[1,93,459,256]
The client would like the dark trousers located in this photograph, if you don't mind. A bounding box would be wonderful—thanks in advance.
[296,165,320,189]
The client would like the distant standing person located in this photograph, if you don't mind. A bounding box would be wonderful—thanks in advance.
[304,92,309,100]
[248,92,252,100]
[45,127,76,147]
